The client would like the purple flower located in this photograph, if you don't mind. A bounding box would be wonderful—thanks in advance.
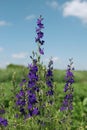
[46,59,54,97]
[28,80,36,88]
[46,90,54,96]
[32,107,39,115]
[15,16,45,119]
[46,69,53,77]
[39,47,44,55]
[35,15,44,55]
[46,80,53,87]
[28,73,38,81]
[29,93,37,104]
[28,61,38,89]
[27,107,39,117]
[28,104,32,110]
[60,59,74,112]
[64,83,68,92]
[37,16,44,28]
[66,70,73,77]
[37,31,44,39]
[16,89,26,116]
[0,117,8,127]
[60,106,66,111]
[16,90,25,98]
[26,58,39,117]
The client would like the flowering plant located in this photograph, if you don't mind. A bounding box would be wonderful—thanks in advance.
[15,16,55,129]
[0,15,75,130]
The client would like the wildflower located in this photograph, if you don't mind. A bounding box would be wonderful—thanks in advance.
[46,89,54,96]
[16,16,45,119]
[32,107,39,115]
[16,89,26,115]
[35,15,44,55]
[27,59,40,117]
[16,57,39,118]
[0,107,8,127]
[28,59,38,88]
[37,16,44,28]
[39,47,44,55]
[60,58,74,111]
[46,59,54,96]
[37,31,44,39]
[0,117,8,127]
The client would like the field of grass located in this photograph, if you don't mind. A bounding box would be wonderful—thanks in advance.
[0,64,87,130]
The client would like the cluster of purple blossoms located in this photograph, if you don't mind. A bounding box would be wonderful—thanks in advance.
[16,16,45,119]
[16,58,40,118]
[0,117,8,127]
[46,59,54,97]
[16,89,26,116]
[35,15,44,55]
[0,108,8,127]
[60,59,74,111]
[28,59,38,90]
[27,59,40,117]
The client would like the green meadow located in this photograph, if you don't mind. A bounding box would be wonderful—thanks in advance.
[0,64,87,130]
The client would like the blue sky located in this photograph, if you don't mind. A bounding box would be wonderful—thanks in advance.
[0,0,87,70]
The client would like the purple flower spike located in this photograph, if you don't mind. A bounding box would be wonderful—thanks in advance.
[37,16,44,25]
[16,16,45,119]
[32,108,39,115]
[46,59,54,97]
[46,90,54,96]
[0,117,8,127]
[60,59,74,112]
[35,15,45,55]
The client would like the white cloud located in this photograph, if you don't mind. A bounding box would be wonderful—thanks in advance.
[0,20,12,26]
[12,52,28,59]
[25,14,36,20]
[63,0,87,23]
[46,0,59,10]
[0,47,4,52]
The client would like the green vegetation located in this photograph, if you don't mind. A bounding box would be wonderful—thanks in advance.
[0,64,87,130]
